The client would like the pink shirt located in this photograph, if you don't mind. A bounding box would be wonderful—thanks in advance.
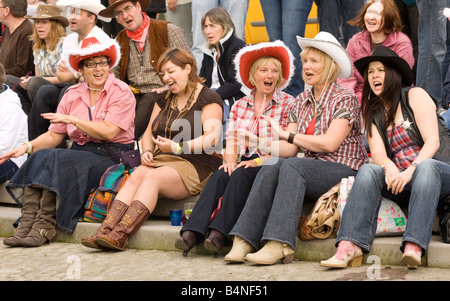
[49,72,136,145]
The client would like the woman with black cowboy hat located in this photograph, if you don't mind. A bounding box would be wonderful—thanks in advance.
[224,32,368,265]
[321,46,450,269]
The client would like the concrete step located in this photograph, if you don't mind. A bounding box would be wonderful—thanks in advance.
[1,205,449,268]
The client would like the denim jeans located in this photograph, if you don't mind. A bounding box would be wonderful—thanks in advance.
[442,109,450,129]
[337,160,450,253]
[259,0,314,97]
[316,0,364,47]
[416,0,450,108]
[0,160,18,184]
[230,157,357,250]
[191,0,249,70]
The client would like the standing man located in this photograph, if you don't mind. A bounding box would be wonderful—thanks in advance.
[99,0,191,139]
[0,0,34,78]
[28,0,112,140]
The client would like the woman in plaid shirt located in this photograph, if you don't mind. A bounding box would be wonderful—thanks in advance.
[225,32,368,265]
[322,46,450,269]
[175,41,297,256]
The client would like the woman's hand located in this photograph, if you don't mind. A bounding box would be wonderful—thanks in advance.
[19,76,31,90]
[152,135,179,154]
[140,151,156,167]
[384,161,412,195]
[0,144,28,165]
[219,161,238,176]
[227,129,258,148]
[167,0,177,11]
[151,86,168,94]
[235,159,259,169]
[41,113,74,125]
[262,115,288,141]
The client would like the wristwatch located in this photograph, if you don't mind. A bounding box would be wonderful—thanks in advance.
[287,132,296,144]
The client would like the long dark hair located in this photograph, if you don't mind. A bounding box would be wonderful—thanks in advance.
[361,62,403,137]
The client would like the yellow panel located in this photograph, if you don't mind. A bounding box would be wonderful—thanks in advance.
[245,1,319,44]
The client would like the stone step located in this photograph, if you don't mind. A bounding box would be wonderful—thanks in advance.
[1,205,449,268]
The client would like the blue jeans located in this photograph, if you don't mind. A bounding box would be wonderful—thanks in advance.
[259,0,314,97]
[442,109,450,129]
[230,157,357,250]
[191,0,249,70]
[416,0,450,108]
[337,160,450,253]
[0,160,18,184]
[316,0,364,47]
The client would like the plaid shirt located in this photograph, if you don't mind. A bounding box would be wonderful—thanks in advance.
[292,82,368,170]
[227,88,296,157]
[112,23,190,93]
[387,123,421,170]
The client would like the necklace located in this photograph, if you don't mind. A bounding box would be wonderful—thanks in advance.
[164,86,197,139]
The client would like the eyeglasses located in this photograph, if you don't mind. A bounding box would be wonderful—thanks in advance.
[82,60,110,68]
[114,4,136,19]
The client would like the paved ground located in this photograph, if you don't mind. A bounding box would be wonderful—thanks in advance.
[2,238,450,283]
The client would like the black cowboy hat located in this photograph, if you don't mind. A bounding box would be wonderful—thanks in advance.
[354,46,413,86]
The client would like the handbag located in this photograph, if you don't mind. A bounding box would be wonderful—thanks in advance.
[375,197,407,236]
[298,183,341,240]
[437,194,450,243]
[82,163,131,223]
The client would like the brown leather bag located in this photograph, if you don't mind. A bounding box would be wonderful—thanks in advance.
[298,183,341,240]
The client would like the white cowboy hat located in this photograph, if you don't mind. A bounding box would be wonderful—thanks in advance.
[234,40,295,90]
[56,0,112,23]
[296,31,352,79]
[67,35,121,72]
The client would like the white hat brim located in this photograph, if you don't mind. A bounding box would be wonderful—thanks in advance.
[296,32,352,79]
[57,0,111,23]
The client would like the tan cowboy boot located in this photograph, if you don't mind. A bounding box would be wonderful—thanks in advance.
[244,240,295,265]
[81,199,129,249]
[21,189,57,247]
[96,200,150,251]
[224,236,254,263]
[3,186,42,247]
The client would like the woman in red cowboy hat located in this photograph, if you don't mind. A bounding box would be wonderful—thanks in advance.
[175,40,297,257]
[224,31,368,265]
[321,46,450,269]
[1,35,136,247]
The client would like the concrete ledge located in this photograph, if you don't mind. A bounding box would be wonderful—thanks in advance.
[1,205,449,268]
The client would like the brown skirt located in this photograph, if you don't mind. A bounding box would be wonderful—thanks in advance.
[152,154,213,195]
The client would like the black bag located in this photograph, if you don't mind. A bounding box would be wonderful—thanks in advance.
[437,195,450,244]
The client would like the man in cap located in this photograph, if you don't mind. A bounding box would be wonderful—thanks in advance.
[0,0,34,78]
[99,0,190,139]
[28,0,112,140]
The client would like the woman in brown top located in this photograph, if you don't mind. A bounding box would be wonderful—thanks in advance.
[82,47,223,251]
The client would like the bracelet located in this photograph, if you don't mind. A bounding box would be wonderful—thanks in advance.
[175,143,182,155]
[253,157,262,166]
[74,116,79,127]
[381,159,390,172]
[287,132,296,144]
[23,142,33,154]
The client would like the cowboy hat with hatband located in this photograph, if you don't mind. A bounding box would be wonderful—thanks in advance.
[26,4,69,27]
[67,35,121,73]
[354,45,413,86]
[296,31,352,79]
[234,40,295,91]
[56,0,111,23]
[98,0,151,18]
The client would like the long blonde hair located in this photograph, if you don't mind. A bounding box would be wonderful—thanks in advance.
[30,19,66,52]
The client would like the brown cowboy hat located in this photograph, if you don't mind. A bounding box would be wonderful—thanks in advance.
[26,4,69,27]
[98,0,151,18]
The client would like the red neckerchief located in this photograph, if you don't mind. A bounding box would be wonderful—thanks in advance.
[125,13,150,51]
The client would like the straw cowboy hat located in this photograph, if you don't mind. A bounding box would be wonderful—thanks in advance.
[233,40,295,90]
[56,0,111,23]
[296,31,352,79]
[354,45,413,86]
[98,0,151,18]
[26,4,69,27]
[67,35,121,72]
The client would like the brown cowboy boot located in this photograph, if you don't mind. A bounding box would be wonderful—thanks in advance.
[96,200,150,251]
[21,189,57,247]
[81,199,129,249]
[3,186,42,247]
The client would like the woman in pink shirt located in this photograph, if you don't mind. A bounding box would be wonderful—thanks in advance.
[1,35,136,247]
[338,0,414,103]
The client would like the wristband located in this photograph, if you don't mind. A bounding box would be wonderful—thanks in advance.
[287,132,296,144]
[381,159,390,172]
[175,143,182,155]
[74,116,79,126]
[24,142,33,154]
[253,157,262,166]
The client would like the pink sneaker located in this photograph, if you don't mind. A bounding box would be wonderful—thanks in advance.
[320,241,363,268]
[400,242,422,269]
